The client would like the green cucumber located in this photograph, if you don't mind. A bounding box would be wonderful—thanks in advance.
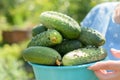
[32,24,47,37]
[78,27,105,47]
[53,40,83,56]
[62,46,107,66]
[22,46,61,65]
[40,11,81,39]
[28,29,63,47]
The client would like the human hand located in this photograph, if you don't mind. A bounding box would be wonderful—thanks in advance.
[113,4,120,24]
[111,48,120,58]
[88,60,120,80]
[88,48,120,80]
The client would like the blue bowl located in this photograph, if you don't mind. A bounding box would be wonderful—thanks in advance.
[29,58,108,80]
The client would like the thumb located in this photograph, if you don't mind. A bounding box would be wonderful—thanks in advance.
[88,60,120,71]
[111,48,120,58]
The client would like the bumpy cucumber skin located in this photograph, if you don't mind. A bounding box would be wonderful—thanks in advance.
[53,40,83,56]
[22,46,61,65]
[40,11,81,39]
[62,47,107,66]
[28,29,63,47]
[78,27,106,47]
[32,24,47,37]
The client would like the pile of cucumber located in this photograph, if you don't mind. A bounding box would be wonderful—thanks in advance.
[22,11,107,66]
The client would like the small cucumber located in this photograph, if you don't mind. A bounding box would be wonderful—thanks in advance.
[22,46,62,65]
[32,24,47,37]
[28,29,63,47]
[78,27,105,47]
[53,39,83,56]
[62,46,107,66]
[40,11,81,39]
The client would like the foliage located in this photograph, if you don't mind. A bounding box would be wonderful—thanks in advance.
[0,0,31,26]
[0,0,118,30]
[0,42,34,80]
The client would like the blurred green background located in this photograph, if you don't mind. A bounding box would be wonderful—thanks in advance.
[0,0,118,80]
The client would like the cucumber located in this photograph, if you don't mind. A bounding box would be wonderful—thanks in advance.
[78,27,105,47]
[22,46,62,65]
[53,39,83,56]
[40,11,81,39]
[28,29,63,47]
[32,24,47,37]
[62,46,107,66]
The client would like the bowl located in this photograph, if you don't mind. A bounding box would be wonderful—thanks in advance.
[29,57,108,80]
[29,62,99,80]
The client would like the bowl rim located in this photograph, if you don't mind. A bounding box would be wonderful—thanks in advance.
[28,57,108,69]
[29,62,95,69]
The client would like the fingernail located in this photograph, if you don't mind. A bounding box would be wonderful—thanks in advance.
[111,48,117,51]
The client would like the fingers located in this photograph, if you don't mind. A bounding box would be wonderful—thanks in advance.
[111,48,120,58]
[113,5,120,24]
[88,61,120,80]
[94,70,119,80]
[88,60,120,71]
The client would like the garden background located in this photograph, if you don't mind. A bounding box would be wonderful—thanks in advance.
[0,0,118,80]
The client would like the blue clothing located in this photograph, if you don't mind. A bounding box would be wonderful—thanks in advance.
[81,2,120,60]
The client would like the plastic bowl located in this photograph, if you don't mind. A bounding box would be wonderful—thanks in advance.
[29,58,108,80]
[29,63,99,80]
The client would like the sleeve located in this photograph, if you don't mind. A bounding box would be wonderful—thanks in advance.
[80,2,116,35]
[80,5,100,28]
